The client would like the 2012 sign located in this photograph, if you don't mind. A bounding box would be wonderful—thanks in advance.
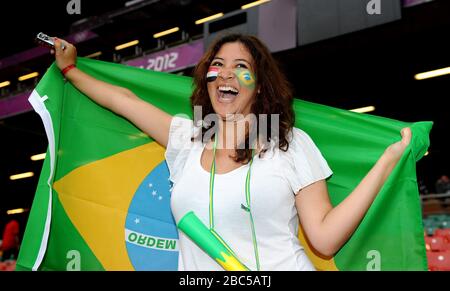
[125,39,203,73]
[143,53,179,72]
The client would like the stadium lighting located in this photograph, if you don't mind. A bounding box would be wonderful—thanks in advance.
[31,153,46,161]
[195,13,224,25]
[10,172,34,180]
[85,51,102,58]
[125,0,145,7]
[7,208,28,215]
[349,106,376,113]
[414,67,450,80]
[115,40,139,51]
[153,27,180,38]
[18,72,39,81]
[0,81,11,88]
[241,0,271,10]
[424,151,429,156]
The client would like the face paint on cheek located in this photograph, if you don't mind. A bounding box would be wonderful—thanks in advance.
[206,67,219,82]
[234,68,256,90]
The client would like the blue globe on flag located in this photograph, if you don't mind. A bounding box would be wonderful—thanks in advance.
[125,161,179,270]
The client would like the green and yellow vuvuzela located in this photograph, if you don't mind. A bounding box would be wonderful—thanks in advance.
[178,211,249,271]
[17,57,430,271]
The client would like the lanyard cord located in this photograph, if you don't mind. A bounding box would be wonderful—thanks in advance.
[209,136,261,271]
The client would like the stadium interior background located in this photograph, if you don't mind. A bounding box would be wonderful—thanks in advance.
[0,0,449,270]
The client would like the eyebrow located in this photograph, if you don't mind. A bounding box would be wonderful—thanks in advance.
[212,57,253,67]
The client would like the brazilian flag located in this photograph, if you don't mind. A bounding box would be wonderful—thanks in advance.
[16,58,431,271]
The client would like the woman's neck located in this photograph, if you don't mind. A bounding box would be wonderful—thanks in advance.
[217,120,239,150]
[215,117,259,153]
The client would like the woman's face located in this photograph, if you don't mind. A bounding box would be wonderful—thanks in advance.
[207,42,258,121]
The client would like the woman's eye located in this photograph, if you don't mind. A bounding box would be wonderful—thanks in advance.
[236,63,248,69]
[211,62,222,67]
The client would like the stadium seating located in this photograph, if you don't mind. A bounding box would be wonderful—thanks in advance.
[0,260,16,271]
[426,251,450,271]
[425,236,448,252]
[435,228,450,240]
[423,213,450,270]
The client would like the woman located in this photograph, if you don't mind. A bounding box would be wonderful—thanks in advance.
[52,34,411,271]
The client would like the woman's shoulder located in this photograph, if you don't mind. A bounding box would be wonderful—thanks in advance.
[275,127,333,193]
[165,115,202,184]
[168,115,203,146]
[255,129,299,165]
[268,127,321,157]
[289,126,315,141]
[268,126,331,172]
[170,115,194,132]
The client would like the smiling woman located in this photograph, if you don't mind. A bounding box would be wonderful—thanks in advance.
[51,32,411,271]
[208,44,257,116]
[191,34,295,164]
[166,34,412,271]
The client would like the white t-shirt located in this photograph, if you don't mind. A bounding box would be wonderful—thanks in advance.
[165,116,333,271]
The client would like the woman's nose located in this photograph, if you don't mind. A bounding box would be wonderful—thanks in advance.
[218,68,235,80]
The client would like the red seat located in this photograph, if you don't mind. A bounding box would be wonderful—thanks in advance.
[425,236,447,252]
[0,260,16,271]
[435,229,450,241]
[427,251,450,271]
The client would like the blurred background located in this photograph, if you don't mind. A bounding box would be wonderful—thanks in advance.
[0,0,449,270]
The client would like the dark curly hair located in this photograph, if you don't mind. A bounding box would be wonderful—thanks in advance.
[191,33,295,164]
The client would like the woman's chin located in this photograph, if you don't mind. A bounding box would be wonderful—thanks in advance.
[212,102,251,121]
[212,105,236,119]
[213,108,253,122]
[216,112,233,121]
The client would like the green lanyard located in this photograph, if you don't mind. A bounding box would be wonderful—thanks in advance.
[209,136,261,271]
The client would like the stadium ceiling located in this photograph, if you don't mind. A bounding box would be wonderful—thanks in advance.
[0,0,449,225]
[0,0,252,59]
[0,0,256,225]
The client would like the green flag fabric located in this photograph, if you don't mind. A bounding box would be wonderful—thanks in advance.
[16,58,431,271]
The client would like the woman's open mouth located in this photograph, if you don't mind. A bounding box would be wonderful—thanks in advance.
[217,85,239,103]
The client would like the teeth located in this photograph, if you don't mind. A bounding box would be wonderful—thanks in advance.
[218,86,239,93]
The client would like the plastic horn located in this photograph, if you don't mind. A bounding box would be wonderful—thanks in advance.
[177,211,249,271]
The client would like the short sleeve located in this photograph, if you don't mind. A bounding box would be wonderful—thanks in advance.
[164,116,196,184]
[282,127,333,195]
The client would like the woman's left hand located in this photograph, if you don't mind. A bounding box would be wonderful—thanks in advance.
[384,127,412,162]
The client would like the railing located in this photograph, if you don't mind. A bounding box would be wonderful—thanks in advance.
[421,192,450,200]
[421,192,450,216]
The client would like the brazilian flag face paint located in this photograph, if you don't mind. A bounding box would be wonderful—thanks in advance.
[206,66,256,91]
[235,68,256,90]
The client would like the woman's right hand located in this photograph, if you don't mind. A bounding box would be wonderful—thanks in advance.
[48,36,173,148]
[50,37,77,71]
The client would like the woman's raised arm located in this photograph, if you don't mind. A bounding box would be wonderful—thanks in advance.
[53,38,172,147]
[296,127,412,256]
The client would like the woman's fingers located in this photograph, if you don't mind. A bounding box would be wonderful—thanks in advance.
[400,127,412,146]
[383,127,412,161]
[54,38,62,55]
